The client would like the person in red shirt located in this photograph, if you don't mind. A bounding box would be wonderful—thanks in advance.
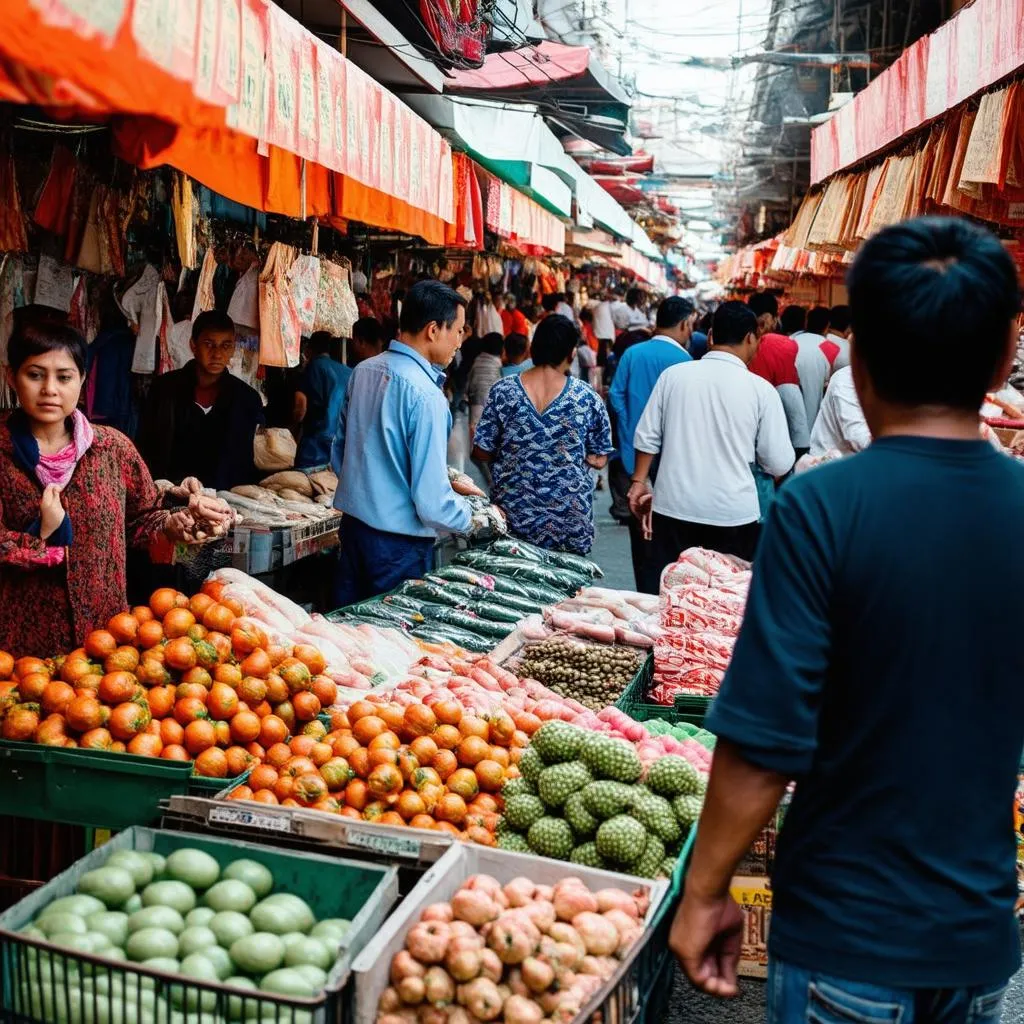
[500,294,530,338]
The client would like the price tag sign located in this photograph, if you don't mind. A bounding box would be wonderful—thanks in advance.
[346,828,421,859]
[209,806,294,834]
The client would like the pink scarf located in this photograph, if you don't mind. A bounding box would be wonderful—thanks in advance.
[36,409,95,489]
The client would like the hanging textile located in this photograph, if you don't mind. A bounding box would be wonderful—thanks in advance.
[0,152,28,253]
[171,172,198,269]
[258,242,301,367]
[311,259,354,337]
[191,248,217,321]
[227,264,259,330]
[120,263,165,374]
[286,253,320,336]
[33,144,77,236]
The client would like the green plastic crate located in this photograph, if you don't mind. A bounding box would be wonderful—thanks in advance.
[616,654,713,727]
[186,768,251,797]
[0,741,192,830]
[0,826,398,1024]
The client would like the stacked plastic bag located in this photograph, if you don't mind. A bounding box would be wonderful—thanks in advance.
[650,548,751,703]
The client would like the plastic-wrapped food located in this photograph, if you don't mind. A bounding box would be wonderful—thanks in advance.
[421,577,543,616]
[344,600,423,626]
[412,624,493,652]
[461,600,523,624]
[490,574,565,604]
[452,551,587,593]
[419,605,513,639]
[398,580,464,607]
[486,538,603,579]
[430,566,498,590]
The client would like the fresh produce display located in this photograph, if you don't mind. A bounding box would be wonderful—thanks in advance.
[509,641,645,712]
[18,847,350,1004]
[226,697,531,844]
[643,718,717,755]
[451,552,590,595]
[497,721,705,876]
[652,549,751,703]
[0,585,341,776]
[375,874,649,1024]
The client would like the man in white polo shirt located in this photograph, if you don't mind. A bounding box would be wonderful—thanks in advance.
[628,301,795,570]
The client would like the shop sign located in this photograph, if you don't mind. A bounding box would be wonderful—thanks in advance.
[296,33,317,161]
[226,0,267,140]
[170,0,199,81]
[266,4,300,152]
[132,0,175,72]
[29,0,127,44]
[214,0,242,105]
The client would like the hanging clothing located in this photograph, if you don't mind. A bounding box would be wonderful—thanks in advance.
[33,145,78,237]
[87,327,138,436]
[119,263,165,375]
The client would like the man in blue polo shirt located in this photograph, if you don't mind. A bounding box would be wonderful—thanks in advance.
[671,217,1024,1020]
[332,280,472,604]
[609,295,695,591]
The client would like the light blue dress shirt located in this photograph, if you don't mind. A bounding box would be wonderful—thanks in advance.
[332,341,472,538]
[500,359,533,378]
[608,336,692,475]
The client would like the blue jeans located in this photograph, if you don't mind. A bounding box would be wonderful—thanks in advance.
[333,515,434,607]
[768,959,1009,1024]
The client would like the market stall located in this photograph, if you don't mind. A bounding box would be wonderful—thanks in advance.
[0,526,747,1018]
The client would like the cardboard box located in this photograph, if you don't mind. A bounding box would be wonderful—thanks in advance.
[731,874,772,979]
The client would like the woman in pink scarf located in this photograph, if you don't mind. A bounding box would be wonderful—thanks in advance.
[0,323,220,657]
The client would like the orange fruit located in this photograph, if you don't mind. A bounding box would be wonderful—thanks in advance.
[150,588,187,619]
[344,778,369,811]
[162,743,189,761]
[446,768,480,800]
[457,735,491,767]
[185,719,217,756]
[377,705,405,733]
[433,700,463,726]
[108,613,140,646]
[408,814,437,830]
[435,792,467,825]
[83,631,117,662]
[369,731,401,752]
[474,760,505,792]
[292,644,326,676]
[410,736,439,764]
[458,716,489,740]
[105,646,141,674]
[128,733,163,758]
[347,700,377,722]
[292,691,321,722]
[397,790,426,820]
[333,734,360,758]
[251,790,279,804]
[431,749,458,781]
[162,608,196,640]
[230,710,262,744]
[214,664,243,687]
[403,704,436,739]
[19,672,52,703]
[164,638,198,673]
[259,715,288,748]
[41,681,75,716]
[352,716,387,745]
[266,742,292,768]
[348,748,370,779]
[240,650,271,680]
[98,672,138,705]
[433,724,461,750]
[160,718,185,746]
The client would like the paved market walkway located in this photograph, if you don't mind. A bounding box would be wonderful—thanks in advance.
[449,409,1024,1021]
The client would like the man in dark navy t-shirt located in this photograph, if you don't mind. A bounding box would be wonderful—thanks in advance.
[671,217,1024,1021]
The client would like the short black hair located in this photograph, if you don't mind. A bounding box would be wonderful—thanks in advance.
[848,216,1020,410]
[807,306,831,334]
[656,296,695,330]
[399,280,466,335]
[625,287,643,308]
[580,307,594,323]
[712,301,758,347]
[747,292,778,319]
[9,322,88,375]
[309,331,333,357]
[192,309,235,342]
[829,305,851,333]
[352,317,382,346]
[779,305,807,335]
[531,314,579,368]
[481,332,505,357]
[504,333,529,362]
[541,293,560,313]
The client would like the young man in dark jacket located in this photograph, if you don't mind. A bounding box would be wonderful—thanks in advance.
[136,310,264,491]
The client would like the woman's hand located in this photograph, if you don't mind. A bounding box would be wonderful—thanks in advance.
[40,485,66,541]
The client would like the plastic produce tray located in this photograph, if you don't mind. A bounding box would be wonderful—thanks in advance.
[351,843,669,1024]
[161,793,454,870]
[0,741,193,830]
[0,826,399,1024]
[615,655,712,727]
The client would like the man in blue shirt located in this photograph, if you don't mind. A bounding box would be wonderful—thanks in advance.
[331,280,473,605]
[671,218,1024,1020]
[608,295,695,591]
[295,332,352,469]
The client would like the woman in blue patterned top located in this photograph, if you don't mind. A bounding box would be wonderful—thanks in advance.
[472,315,613,554]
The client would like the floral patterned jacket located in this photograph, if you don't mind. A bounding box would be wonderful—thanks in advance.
[0,417,169,658]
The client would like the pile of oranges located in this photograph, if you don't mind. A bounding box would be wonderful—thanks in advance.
[226,698,529,844]
[0,584,337,779]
